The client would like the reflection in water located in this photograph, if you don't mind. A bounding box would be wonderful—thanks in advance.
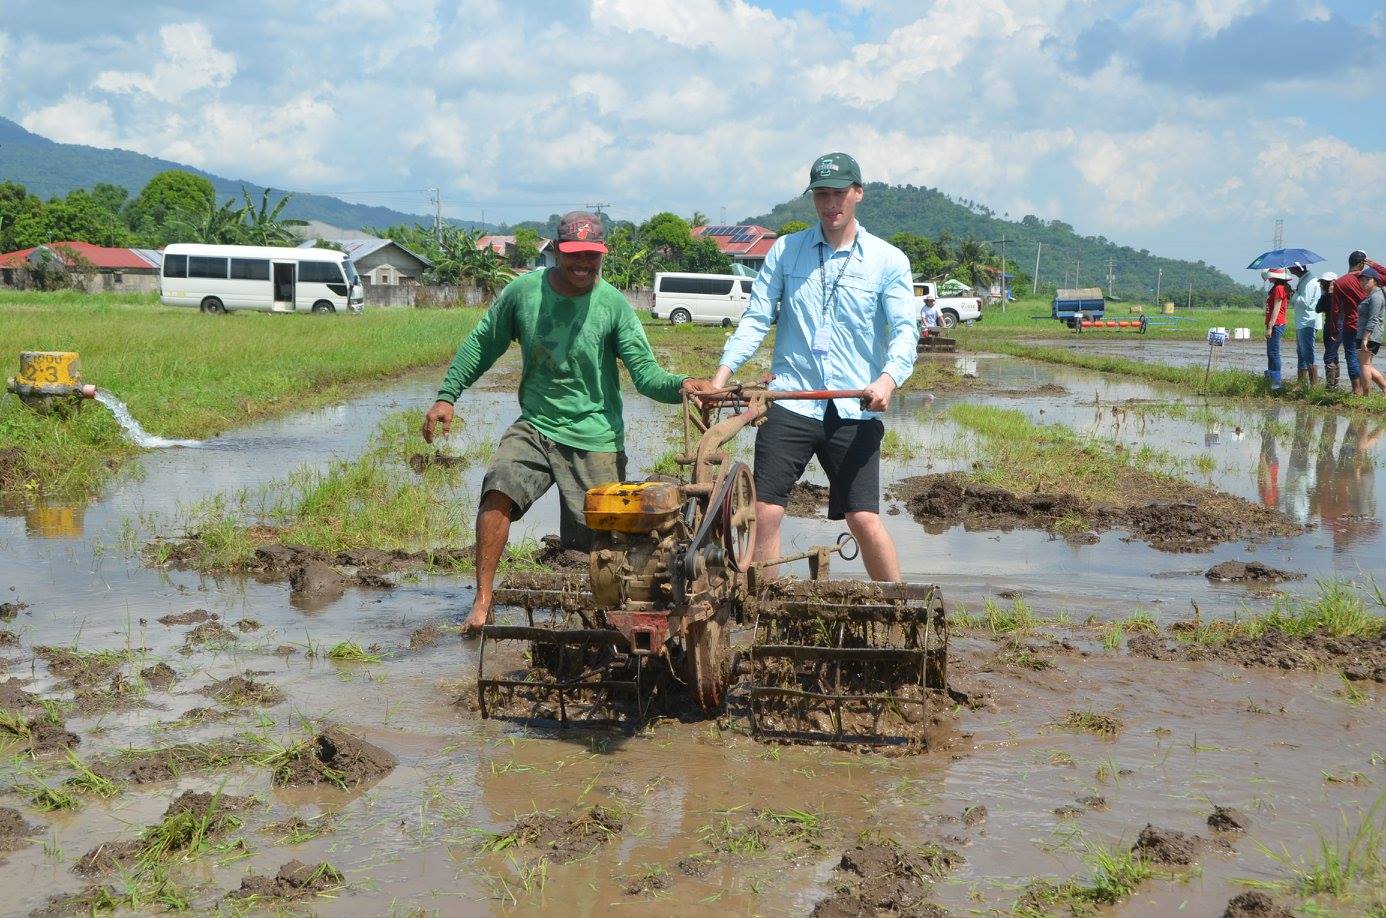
[1297,409,1385,552]
[25,503,84,538]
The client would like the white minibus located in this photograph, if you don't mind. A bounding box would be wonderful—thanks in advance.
[651,272,752,326]
[161,243,364,315]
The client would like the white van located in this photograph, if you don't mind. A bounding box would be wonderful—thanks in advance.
[161,243,364,315]
[651,272,752,326]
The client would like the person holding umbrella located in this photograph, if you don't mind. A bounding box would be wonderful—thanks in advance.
[1288,262,1321,386]
[1263,267,1292,391]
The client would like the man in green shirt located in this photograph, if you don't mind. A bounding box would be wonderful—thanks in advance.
[423,211,711,634]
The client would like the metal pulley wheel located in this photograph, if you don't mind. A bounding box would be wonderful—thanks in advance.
[719,462,757,571]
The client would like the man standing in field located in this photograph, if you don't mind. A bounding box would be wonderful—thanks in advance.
[1325,250,1386,392]
[709,153,917,581]
[423,212,712,634]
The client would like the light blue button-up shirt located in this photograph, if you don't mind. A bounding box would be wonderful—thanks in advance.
[1292,274,1321,329]
[717,222,917,421]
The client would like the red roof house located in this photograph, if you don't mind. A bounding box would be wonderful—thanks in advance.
[0,241,160,271]
[692,225,777,269]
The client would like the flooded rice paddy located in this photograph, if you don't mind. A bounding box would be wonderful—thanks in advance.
[1,353,1382,916]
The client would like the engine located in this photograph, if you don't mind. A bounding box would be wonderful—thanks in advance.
[583,481,686,608]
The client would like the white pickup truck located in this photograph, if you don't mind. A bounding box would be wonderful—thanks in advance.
[913,282,982,329]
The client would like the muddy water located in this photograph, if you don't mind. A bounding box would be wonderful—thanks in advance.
[0,357,1382,915]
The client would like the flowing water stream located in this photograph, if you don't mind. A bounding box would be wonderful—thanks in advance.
[92,389,202,449]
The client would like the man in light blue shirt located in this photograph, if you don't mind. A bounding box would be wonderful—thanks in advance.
[1288,262,1321,386]
[711,152,917,581]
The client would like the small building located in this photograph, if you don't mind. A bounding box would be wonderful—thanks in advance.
[476,235,555,271]
[692,224,777,271]
[0,241,161,292]
[299,237,432,285]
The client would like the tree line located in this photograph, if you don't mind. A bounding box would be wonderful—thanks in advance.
[0,170,309,253]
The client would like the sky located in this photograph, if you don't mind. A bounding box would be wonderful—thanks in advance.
[0,0,1383,278]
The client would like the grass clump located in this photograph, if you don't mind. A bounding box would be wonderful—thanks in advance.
[1051,709,1125,739]
[1179,578,1386,646]
[64,752,121,798]
[955,597,1039,635]
[1018,839,1154,915]
[325,641,381,663]
[1250,794,1386,911]
[21,779,81,811]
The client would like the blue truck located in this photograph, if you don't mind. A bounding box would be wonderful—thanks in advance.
[1052,287,1106,328]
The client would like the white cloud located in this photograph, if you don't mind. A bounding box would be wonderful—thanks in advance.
[94,23,235,102]
[807,0,1029,107]
[20,95,118,147]
[592,0,796,57]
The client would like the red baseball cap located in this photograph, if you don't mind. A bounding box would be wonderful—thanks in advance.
[556,211,607,253]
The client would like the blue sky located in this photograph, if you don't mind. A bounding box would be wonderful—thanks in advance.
[0,0,1382,279]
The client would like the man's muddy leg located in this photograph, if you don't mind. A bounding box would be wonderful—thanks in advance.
[468,489,515,635]
[845,510,901,582]
[751,501,786,578]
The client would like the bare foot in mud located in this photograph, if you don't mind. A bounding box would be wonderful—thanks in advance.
[462,594,493,638]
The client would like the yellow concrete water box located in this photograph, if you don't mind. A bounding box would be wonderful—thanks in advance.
[584,481,683,533]
[5,351,96,410]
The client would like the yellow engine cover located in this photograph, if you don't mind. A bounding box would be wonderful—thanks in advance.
[584,481,682,533]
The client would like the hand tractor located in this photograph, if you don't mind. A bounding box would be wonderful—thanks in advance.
[477,386,949,749]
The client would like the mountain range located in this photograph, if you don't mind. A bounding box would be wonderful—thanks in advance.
[745,185,1248,299]
[1,115,1248,297]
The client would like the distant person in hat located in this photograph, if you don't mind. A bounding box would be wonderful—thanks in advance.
[1263,267,1292,390]
[709,152,918,581]
[422,211,713,635]
[1325,250,1386,393]
[1288,262,1322,386]
[1357,267,1386,394]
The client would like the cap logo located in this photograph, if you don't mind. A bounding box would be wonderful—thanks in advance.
[574,223,590,240]
[816,158,839,176]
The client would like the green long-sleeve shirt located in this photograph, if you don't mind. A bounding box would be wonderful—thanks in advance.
[436,270,687,452]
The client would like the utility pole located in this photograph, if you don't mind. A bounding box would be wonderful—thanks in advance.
[429,188,442,244]
[1001,235,1008,310]
[720,205,726,224]
[1187,281,1193,310]
[1272,217,1284,251]
[586,202,611,220]
[1032,242,1042,296]
[1155,267,1163,308]
[1075,258,1080,287]
[1107,257,1114,296]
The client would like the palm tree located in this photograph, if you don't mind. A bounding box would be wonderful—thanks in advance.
[950,238,997,290]
[169,197,246,244]
[427,225,515,294]
[240,188,308,245]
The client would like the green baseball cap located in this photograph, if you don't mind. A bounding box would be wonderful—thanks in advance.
[806,152,862,191]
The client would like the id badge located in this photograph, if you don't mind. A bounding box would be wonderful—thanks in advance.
[811,325,831,354]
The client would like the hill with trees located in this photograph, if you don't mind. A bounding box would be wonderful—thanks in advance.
[0,116,444,232]
[746,183,1254,306]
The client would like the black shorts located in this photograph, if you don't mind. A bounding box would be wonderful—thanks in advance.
[753,402,882,520]
[1369,340,1381,356]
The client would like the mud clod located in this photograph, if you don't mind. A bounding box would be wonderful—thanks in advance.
[1205,561,1305,584]
[91,739,257,785]
[157,609,214,625]
[892,473,1298,552]
[25,717,79,754]
[0,630,17,647]
[1077,795,1108,811]
[811,840,956,917]
[960,805,988,827]
[184,619,235,645]
[0,677,39,710]
[1223,891,1294,918]
[140,662,177,690]
[202,673,284,707]
[409,623,443,650]
[677,855,716,878]
[235,618,261,632]
[0,600,28,621]
[490,806,623,865]
[1208,805,1250,834]
[1130,626,1386,677]
[34,646,122,687]
[228,859,345,901]
[290,559,346,600]
[1132,824,1202,866]
[271,727,396,789]
[0,806,38,859]
[28,885,126,917]
[74,791,253,877]
[786,480,830,517]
